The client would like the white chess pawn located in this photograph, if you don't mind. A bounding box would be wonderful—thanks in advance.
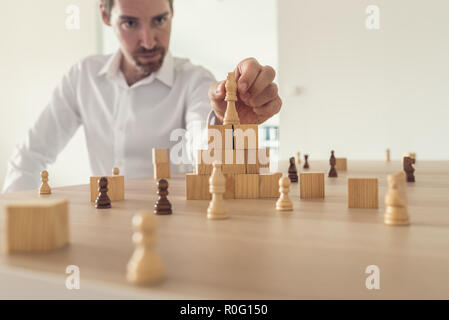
[127,211,164,285]
[276,177,293,211]
[112,167,120,176]
[39,170,51,195]
[384,172,410,226]
[207,162,229,220]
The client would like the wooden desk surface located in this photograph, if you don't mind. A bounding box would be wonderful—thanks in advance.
[1,160,448,299]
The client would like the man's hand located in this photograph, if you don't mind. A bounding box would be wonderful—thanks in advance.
[209,58,282,124]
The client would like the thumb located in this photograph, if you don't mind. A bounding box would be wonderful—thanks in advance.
[209,80,226,102]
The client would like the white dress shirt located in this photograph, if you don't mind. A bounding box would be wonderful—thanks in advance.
[2,50,216,193]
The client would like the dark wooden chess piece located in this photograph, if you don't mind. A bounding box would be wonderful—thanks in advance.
[303,154,310,169]
[288,157,298,183]
[154,179,172,215]
[403,157,415,182]
[328,150,338,178]
[95,177,111,209]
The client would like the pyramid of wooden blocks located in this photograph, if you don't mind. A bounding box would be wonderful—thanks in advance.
[300,173,325,199]
[90,175,124,202]
[185,72,274,201]
[152,148,170,179]
[5,199,69,253]
[348,178,379,208]
[335,158,347,171]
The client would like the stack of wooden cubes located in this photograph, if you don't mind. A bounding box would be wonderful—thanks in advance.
[185,72,281,200]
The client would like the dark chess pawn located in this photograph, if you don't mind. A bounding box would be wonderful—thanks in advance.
[96,177,111,209]
[288,157,298,183]
[154,179,172,215]
[303,154,310,169]
[403,157,415,182]
[328,150,338,178]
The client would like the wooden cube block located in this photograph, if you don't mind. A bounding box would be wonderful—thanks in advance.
[235,174,259,199]
[197,149,223,165]
[196,163,212,175]
[224,174,235,199]
[259,148,270,173]
[153,163,170,180]
[259,173,282,198]
[348,178,378,209]
[5,199,69,253]
[208,125,233,150]
[335,158,347,171]
[90,175,125,202]
[233,124,258,149]
[222,149,245,174]
[152,148,169,164]
[185,174,211,200]
[300,173,325,199]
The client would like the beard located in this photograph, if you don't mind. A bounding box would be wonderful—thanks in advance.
[132,46,166,76]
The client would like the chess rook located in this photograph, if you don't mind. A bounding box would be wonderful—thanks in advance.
[384,171,410,226]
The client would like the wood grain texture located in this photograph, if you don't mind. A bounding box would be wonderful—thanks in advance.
[185,174,211,200]
[335,158,347,171]
[1,161,449,299]
[90,176,125,202]
[5,199,69,253]
[153,163,170,180]
[235,174,259,199]
[259,173,282,198]
[300,173,325,199]
[348,178,379,209]
[151,149,169,164]
[233,124,258,149]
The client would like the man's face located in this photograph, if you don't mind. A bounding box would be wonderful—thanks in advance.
[103,0,173,76]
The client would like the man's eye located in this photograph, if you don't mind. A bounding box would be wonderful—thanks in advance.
[123,20,137,28]
[154,16,167,26]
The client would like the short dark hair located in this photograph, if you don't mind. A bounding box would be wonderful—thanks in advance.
[101,0,174,17]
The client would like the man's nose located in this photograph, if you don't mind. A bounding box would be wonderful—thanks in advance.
[139,27,157,50]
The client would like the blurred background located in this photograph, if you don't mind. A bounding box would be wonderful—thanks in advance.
[0,0,448,188]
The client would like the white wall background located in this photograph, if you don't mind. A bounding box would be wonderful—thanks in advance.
[0,0,99,188]
[278,0,449,160]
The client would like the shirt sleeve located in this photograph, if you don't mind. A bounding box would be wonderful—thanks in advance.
[183,67,217,165]
[2,63,82,193]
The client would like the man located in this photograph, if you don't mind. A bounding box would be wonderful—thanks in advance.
[2,0,281,193]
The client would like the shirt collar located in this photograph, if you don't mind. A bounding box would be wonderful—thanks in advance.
[97,50,174,88]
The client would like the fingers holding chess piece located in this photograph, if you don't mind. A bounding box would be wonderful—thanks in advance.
[39,170,51,195]
[276,177,293,211]
[127,211,164,285]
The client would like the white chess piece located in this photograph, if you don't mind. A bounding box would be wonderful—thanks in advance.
[276,177,293,211]
[384,171,409,226]
[207,162,229,220]
[127,211,164,285]
[39,170,51,195]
